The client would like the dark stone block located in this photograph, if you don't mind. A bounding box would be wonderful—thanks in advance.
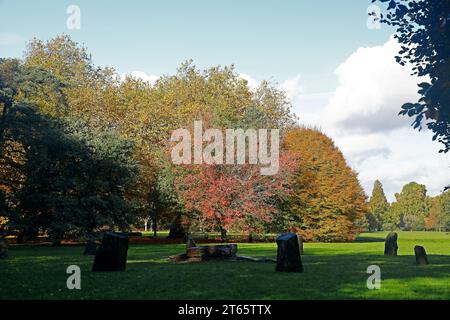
[92,232,129,272]
[384,232,398,256]
[276,233,303,272]
[414,245,429,265]
[83,241,98,256]
[0,239,8,259]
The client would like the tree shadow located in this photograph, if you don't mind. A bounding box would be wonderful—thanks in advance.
[354,236,385,243]
[121,249,450,299]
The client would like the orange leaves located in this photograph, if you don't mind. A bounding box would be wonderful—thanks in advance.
[284,127,368,242]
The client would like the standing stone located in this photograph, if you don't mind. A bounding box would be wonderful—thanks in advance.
[276,233,303,272]
[414,245,429,265]
[92,232,129,272]
[83,241,98,256]
[0,238,8,259]
[186,235,196,249]
[384,232,398,256]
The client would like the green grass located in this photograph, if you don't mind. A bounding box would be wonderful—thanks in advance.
[1,231,450,300]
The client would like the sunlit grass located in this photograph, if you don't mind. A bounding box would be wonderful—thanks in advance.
[1,232,450,299]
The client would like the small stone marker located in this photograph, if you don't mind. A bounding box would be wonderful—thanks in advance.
[0,238,8,259]
[384,231,398,256]
[83,241,98,256]
[92,232,129,272]
[414,245,429,265]
[276,233,303,272]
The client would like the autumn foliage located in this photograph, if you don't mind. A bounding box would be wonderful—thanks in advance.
[1,35,373,242]
[175,153,299,241]
[283,127,368,242]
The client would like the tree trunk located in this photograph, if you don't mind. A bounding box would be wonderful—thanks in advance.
[220,227,227,243]
[152,218,157,237]
[168,214,186,239]
[16,233,24,244]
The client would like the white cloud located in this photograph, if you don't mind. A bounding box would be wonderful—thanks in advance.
[238,73,259,91]
[278,37,450,201]
[120,71,159,85]
[0,32,25,46]
[323,37,423,134]
[280,75,304,102]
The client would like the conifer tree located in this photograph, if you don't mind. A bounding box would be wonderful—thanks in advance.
[367,180,390,231]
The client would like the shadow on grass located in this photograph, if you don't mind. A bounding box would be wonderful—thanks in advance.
[354,236,385,243]
[121,252,450,299]
[3,244,450,299]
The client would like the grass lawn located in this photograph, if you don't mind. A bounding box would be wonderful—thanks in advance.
[1,231,450,300]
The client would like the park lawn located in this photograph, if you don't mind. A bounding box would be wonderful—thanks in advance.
[1,231,450,300]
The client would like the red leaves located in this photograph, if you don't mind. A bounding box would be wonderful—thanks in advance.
[175,151,298,234]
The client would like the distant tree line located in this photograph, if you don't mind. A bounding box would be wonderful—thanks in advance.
[366,180,450,232]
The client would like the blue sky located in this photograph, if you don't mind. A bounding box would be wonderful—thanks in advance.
[0,0,392,92]
[1,0,449,199]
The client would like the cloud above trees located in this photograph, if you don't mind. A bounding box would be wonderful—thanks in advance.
[280,37,450,201]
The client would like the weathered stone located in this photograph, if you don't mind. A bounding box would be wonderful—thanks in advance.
[276,233,303,272]
[186,235,196,249]
[83,241,98,256]
[92,232,129,272]
[0,238,8,259]
[414,245,429,265]
[384,232,398,256]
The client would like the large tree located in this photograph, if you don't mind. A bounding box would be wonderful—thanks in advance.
[176,154,298,242]
[387,182,430,230]
[1,104,139,244]
[283,127,368,242]
[367,180,390,231]
[425,190,450,230]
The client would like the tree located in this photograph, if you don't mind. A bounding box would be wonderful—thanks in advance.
[367,180,390,231]
[388,182,430,230]
[373,0,450,152]
[425,190,450,230]
[1,104,138,244]
[0,189,7,236]
[283,127,368,242]
[175,152,298,242]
